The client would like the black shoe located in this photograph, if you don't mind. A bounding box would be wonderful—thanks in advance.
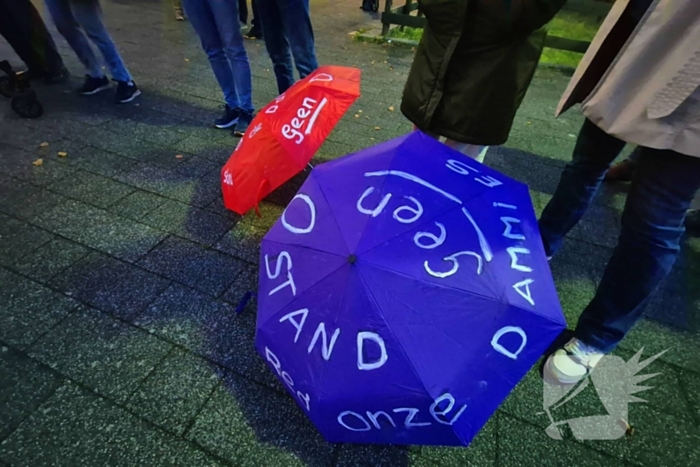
[115,80,141,103]
[44,67,70,85]
[233,110,255,136]
[215,105,240,129]
[244,27,263,40]
[79,75,110,95]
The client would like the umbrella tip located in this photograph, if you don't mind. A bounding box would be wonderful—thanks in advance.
[348,254,358,264]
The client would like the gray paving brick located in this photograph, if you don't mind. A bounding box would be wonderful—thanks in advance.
[0,181,68,222]
[0,383,222,467]
[116,163,222,208]
[141,199,237,247]
[680,371,700,423]
[557,394,700,466]
[8,237,91,284]
[50,251,170,321]
[618,318,700,374]
[46,170,135,209]
[221,265,258,309]
[0,346,62,440]
[0,268,78,349]
[1,144,75,188]
[137,236,245,296]
[29,307,172,403]
[214,204,283,264]
[171,135,235,163]
[126,350,219,436]
[52,139,138,178]
[110,190,170,221]
[498,414,617,466]
[33,200,166,262]
[0,215,54,267]
[413,414,497,467]
[335,445,414,467]
[186,374,333,467]
[134,284,277,388]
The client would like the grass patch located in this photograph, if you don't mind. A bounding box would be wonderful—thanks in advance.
[386,25,423,42]
[384,10,603,68]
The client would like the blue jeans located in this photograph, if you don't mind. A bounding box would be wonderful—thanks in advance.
[257,0,318,94]
[182,0,253,112]
[44,0,132,82]
[539,119,700,352]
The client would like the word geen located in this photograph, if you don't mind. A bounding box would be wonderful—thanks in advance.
[281,97,328,144]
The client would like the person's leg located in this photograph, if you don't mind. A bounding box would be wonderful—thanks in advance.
[546,147,700,384]
[0,0,65,79]
[538,119,627,257]
[251,0,260,30]
[244,0,262,38]
[182,0,240,125]
[444,139,489,163]
[69,0,133,83]
[238,0,248,24]
[256,0,294,93]
[208,0,253,114]
[606,146,641,182]
[575,147,700,351]
[277,0,318,79]
[44,0,103,78]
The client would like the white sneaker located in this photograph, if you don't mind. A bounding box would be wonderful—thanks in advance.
[545,337,605,384]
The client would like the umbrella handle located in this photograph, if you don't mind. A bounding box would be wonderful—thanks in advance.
[254,178,270,217]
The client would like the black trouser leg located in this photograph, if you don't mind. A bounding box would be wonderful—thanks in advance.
[239,0,248,23]
[0,0,64,74]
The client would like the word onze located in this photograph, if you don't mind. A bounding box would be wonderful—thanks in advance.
[337,392,466,432]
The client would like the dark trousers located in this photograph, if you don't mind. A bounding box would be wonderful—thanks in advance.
[257,0,318,94]
[0,0,64,74]
[239,0,260,29]
[539,119,700,352]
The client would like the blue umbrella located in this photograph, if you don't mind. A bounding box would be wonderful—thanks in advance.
[256,131,566,446]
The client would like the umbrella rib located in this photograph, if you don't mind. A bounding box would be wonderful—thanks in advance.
[264,239,347,262]
[310,171,357,256]
[314,268,357,435]
[354,267,436,401]
[359,259,507,315]
[256,262,349,332]
[366,260,561,323]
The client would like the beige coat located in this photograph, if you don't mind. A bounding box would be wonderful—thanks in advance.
[557,0,700,158]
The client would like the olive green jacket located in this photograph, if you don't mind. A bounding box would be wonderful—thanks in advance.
[401,0,567,145]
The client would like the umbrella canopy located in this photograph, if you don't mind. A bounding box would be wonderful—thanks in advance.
[221,65,361,215]
[256,131,566,446]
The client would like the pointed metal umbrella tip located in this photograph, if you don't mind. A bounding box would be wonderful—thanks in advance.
[348,254,358,264]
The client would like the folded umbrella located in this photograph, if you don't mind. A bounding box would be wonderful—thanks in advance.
[221,65,361,215]
[255,131,566,446]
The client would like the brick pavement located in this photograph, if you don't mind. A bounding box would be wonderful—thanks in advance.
[0,1,698,466]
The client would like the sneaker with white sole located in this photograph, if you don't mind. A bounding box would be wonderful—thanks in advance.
[215,105,240,129]
[79,75,110,95]
[115,80,141,103]
[544,337,605,384]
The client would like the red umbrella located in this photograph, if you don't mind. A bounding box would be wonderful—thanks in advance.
[221,65,361,215]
